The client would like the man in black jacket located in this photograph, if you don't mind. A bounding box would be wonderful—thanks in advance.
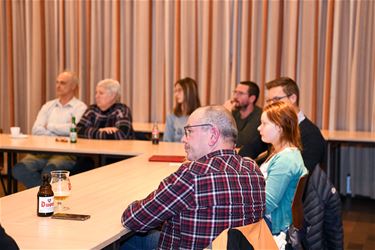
[265,77,327,172]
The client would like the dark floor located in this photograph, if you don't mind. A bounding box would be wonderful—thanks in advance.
[342,196,375,250]
[1,177,374,249]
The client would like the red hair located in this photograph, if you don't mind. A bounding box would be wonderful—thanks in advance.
[263,101,302,151]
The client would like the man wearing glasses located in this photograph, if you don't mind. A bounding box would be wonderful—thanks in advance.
[121,105,265,250]
[265,77,327,172]
[224,81,267,160]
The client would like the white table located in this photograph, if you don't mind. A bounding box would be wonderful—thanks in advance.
[0,134,180,194]
[0,134,185,249]
[0,154,183,249]
[321,130,375,194]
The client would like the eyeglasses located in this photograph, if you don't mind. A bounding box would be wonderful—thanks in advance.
[56,81,67,85]
[183,123,213,137]
[174,88,183,93]
[232,90,248,96]
[265,95,291,103]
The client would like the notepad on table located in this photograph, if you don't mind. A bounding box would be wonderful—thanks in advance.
[148,155,186,163]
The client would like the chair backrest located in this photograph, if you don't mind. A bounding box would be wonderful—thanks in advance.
[292,174,308,230]
[211,219,278,250]
[254,150,269,166]
[0,128,3,166]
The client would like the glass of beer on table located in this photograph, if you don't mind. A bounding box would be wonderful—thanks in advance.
[50,170,71,211]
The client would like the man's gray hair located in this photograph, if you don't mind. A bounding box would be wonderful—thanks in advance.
[62,71,79,87]
[199,105,238,144]
[97,79,121,101]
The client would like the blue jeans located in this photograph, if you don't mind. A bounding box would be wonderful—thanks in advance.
[12,154,76,188]
[120,230,161,250]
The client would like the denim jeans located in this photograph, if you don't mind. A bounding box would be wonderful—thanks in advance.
[120,230,161,250]
[12,154,76,188]
[264,214,273,233]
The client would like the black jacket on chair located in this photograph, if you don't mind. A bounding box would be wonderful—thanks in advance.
[302,166,343,250]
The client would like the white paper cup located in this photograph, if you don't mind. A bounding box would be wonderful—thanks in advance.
[10,127,20,137]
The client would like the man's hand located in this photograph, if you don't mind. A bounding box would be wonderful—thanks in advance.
[223,99,235,111]
[99,127,119,134]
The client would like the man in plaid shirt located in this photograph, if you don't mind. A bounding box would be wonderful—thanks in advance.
[121,105,266,249]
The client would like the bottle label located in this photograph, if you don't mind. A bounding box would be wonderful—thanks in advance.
[70,132,77,143]
[38,196,54,213]
[152,130,159,144]
[152,131,159,139]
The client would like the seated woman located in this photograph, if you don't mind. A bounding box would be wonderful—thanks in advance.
[163,77,201,142]
[257,101,308,235]
[77,79,135,140]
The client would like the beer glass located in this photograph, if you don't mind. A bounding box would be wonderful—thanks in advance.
[50,170,71,211]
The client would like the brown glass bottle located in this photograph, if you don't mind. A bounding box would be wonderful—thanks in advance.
[37,173,54,217]
[151,122,160,145]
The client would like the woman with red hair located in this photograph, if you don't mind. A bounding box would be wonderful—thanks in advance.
[257,101,308,235]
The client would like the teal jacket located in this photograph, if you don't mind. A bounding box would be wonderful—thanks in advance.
[263,147,308,234]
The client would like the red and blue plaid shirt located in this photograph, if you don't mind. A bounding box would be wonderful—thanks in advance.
[122,149,266,249]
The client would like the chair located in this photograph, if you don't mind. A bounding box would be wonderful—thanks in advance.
[291,174,308,229]
[254,150,269,166]
[287,174,308,250]
[211,219,278,250]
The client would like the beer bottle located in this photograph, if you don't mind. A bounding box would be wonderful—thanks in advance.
[151,122,160,145]
[70,116,77,143]
[37,173,54,217]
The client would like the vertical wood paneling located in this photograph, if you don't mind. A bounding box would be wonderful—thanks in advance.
[275,0,284,78]
[294,1,300,81]
[174,1,180,80]
[0,0,374,134]
[323,0,335,129]
[260,1,268,92]
[6,1,15,126]
[40,0,46,100]
[311,0,319,122]
[115,0,120,80]
[85,0,92,103]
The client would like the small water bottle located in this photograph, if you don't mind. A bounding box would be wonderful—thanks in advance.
[346,173,351,195]
[152,122,160,145]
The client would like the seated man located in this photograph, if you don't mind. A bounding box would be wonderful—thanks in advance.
[77,79,135,140]
[12,71,87,188]
[121,105,266,249]
[265,77,327,172]
[224,81,268,159]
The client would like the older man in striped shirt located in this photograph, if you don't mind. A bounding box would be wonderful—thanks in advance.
[76,79,134,140]
[121,105,265,250]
